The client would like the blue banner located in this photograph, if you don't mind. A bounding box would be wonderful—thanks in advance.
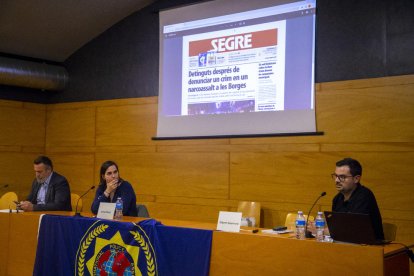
[33,215,212,276]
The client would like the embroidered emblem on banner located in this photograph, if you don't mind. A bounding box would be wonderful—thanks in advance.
[75,221,157,276]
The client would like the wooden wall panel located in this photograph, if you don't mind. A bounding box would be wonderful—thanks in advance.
[0,101,45,146]
[94,152,229,199]
[0,100,45,200]
[46,107,95,147]
[358,152,414,210]
[230,152,335,204]
[96,103,157,146]
[317,78,414,143]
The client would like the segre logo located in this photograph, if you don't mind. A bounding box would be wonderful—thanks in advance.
[211,34,252,52]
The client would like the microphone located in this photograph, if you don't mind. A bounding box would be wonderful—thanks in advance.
[305,192,327,238]
[74,186,95,216]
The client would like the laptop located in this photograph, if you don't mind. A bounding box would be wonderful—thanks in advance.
[324,211,390,245]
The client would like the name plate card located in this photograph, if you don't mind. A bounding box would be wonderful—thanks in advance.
[217,211,242,232]
[97,202,116,220]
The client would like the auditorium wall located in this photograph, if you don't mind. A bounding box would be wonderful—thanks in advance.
[0,74,413,244]
[0,100,45,195]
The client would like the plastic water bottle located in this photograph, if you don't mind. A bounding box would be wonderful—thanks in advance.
[295,211,306,240]
[114,197,123,220]
[315,211,325,242]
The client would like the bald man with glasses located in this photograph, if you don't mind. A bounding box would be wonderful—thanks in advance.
[331,158,384,240]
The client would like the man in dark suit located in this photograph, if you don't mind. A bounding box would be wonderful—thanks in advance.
[18,156,72,211]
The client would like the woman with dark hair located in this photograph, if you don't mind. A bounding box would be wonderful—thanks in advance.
[91,160,137,216]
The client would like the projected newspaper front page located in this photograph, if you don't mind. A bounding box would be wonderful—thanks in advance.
[157,0,317,138]
[182,21,286,116]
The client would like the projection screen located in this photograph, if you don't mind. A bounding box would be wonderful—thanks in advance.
[156,0,317,139]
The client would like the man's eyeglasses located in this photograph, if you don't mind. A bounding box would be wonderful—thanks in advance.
[331,173,354,182]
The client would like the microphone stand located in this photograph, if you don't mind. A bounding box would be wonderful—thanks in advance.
[74,186,95,217]
[305,192,326,238]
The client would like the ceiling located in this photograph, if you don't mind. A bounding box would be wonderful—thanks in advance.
[0,0,156,63]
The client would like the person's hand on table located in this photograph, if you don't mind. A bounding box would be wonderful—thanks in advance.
[19,201,34,211]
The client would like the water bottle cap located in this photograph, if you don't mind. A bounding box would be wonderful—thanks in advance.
[317,211,323,215]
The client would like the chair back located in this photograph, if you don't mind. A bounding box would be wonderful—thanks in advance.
[136,204,150,218]
[0,191,18,209]
[383,222,397,241]
[285,212,314,231]
[71,193,82,212]
[237,201,261,227]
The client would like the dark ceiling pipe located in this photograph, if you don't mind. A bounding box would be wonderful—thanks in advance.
[0,56,68,91]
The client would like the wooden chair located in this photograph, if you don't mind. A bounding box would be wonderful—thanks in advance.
[0,191,18,209]
[383,222,397,241]
[71,193,82,212]
[285,212,314,231]
[237,201,261,227]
